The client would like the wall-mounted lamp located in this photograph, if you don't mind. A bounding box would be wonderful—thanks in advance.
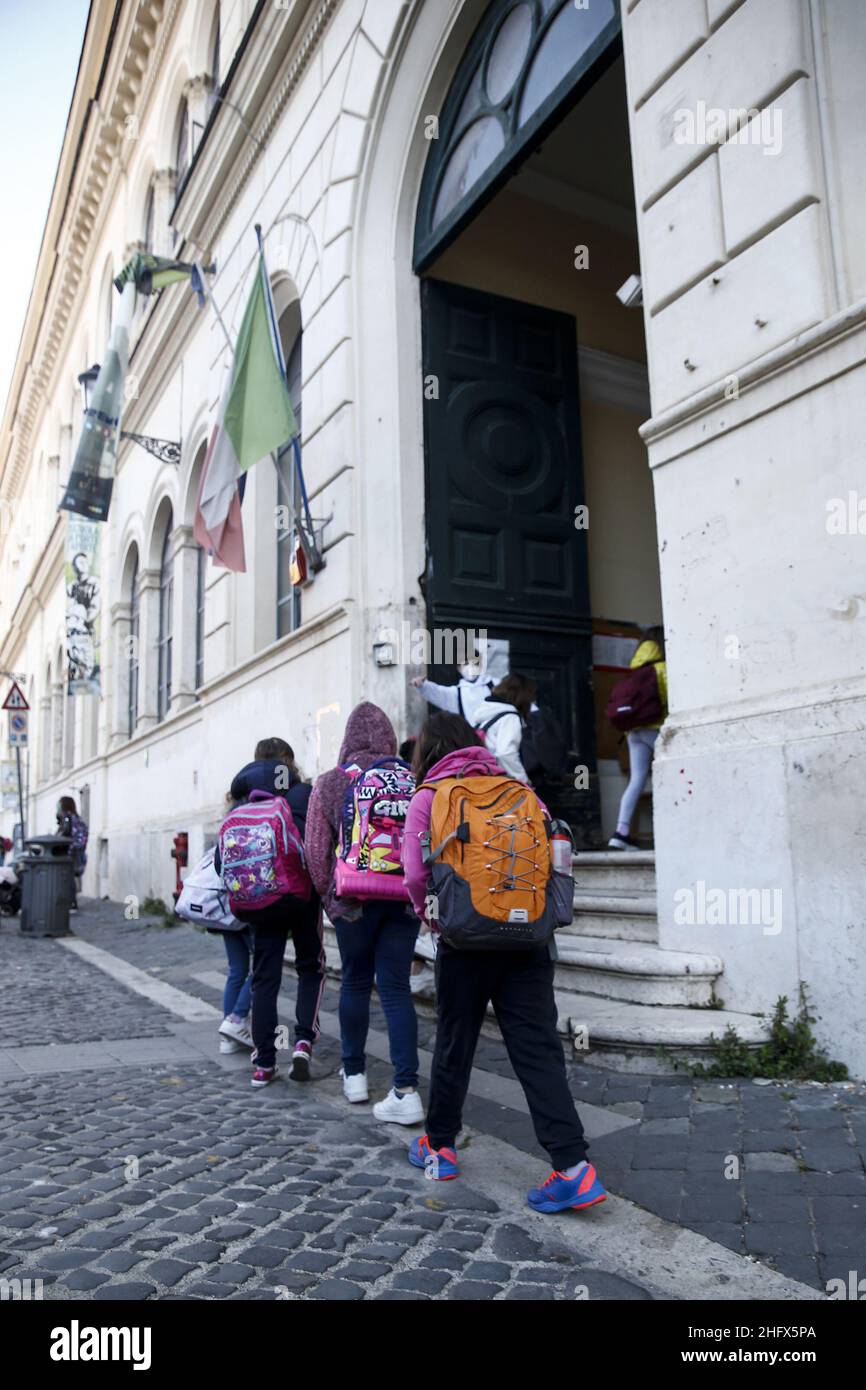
[77,364,182,466]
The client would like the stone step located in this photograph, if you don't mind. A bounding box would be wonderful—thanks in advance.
[568,889,659,943]
[572,849,656,893]
[559,996,771,1074]
[553,936,721,1007]
[289,928,767,1075]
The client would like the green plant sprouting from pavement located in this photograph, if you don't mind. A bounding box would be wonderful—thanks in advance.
[672,988,849,1081]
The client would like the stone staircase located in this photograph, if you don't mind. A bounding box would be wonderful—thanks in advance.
[287,851,770,1074]
[553,851,769,1072]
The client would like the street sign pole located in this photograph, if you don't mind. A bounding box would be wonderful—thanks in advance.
[3,683,30,846]
[15,744,24,843]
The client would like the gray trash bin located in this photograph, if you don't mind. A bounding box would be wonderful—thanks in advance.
[19,835,74,938]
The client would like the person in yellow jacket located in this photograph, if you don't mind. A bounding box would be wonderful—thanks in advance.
[608,627,667,850]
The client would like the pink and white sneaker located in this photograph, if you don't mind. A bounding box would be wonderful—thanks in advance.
[289,1041,312,1082]
[251,1065,279,1089]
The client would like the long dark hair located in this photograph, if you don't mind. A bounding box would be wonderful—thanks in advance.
[412,713,480,783]
[58,796,77,816]
[489,672,537,721]
[643,625,665,658]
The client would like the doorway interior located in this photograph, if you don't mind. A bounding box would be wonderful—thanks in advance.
[416,4,661,845]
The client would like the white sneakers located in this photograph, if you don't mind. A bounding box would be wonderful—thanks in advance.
[340,1069,369,1103]
[219,1017,254,1049]
[410,964,435,996]
[340,1070,423,1123]
[372,1087,424,1126]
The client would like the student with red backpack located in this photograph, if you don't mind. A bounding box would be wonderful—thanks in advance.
[217,737,324,1088]
[305,702,422,1124]
[606,627,667,850]
[401,712,607,1214]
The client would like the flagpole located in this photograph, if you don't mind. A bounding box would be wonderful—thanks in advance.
[195,263,234,355]
[193,263,296,537]
[253,225,321,566]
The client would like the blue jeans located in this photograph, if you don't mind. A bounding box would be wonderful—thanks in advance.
[334,901,419,1089]
[222,928,252,1018]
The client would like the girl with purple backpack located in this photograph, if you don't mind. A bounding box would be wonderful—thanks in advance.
[57,796,88,911]
[305,703,422,1125]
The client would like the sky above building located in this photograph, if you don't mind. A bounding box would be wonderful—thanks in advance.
[0,0,91,422]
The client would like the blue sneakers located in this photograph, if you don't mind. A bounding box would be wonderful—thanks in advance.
[408,1134,460,1181]
[527,1163,607,1213]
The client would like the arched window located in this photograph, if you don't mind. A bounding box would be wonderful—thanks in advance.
[143,183,155,255]
[175,100,190,188]
[128,551,139,738]
[157,514,174,721]
[276,299,302,639]
[414,0,619,269]
[195,546,206,688]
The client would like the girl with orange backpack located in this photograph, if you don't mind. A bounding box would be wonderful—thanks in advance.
[401,712,607,1213]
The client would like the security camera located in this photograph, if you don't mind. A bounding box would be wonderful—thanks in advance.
[616,274,643,308]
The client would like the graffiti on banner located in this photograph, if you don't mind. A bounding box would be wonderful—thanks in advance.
[65,516,101,693]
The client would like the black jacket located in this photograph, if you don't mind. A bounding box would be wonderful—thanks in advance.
[215,762,314,885]
[229,760,312,836]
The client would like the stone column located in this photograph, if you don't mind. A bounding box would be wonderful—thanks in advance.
[136,566,161,732]
[109,597,133,747]
[151,168,176,257]
[38,693,51,782]
[50,678,64,778]
[169,524,200,712]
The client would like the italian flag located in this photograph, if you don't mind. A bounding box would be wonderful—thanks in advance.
[194,246,297,571]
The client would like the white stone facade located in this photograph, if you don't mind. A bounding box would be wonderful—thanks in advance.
[1,0,864,1073]
[621,0,866,1074]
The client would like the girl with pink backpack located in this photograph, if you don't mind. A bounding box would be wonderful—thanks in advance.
[305,703,422,1125]
[217,737,324,1088]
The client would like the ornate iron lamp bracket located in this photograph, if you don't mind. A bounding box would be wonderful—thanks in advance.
[120,432,182,466]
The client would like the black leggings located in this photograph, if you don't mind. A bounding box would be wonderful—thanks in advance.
[238,896,325,1069]
[427,941,588,1169]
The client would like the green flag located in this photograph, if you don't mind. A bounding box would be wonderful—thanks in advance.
[223,250,297,473]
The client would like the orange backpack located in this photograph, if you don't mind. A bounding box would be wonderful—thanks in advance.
[418,775,573,949]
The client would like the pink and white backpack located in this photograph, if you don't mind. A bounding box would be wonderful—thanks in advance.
[334,758,415,902]
[219,789,311,912]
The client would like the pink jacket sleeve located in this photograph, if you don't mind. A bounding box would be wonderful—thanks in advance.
[401,785,436,922]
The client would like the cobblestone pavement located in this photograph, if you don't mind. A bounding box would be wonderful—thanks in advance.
[0,1066,651,1302]
[0,922,181,1047]
[1,900,861,1299]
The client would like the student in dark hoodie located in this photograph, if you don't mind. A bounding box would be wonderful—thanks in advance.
[401,712,607,1214]
[305,703,422,1124]
[223,737,325,1088]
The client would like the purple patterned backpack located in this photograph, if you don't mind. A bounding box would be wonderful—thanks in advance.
[334,758,415,902]
[219,790,311,912]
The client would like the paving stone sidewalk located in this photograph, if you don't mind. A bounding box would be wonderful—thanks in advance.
[0,1065,649,1302]
[2,900,864,1297]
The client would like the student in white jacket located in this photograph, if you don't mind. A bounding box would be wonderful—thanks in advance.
[472,673,538,784]
[410,653,494,726]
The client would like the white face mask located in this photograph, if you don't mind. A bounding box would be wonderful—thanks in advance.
[459,662,482,681]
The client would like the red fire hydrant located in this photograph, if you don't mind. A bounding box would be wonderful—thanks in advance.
[171,832,189,903]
